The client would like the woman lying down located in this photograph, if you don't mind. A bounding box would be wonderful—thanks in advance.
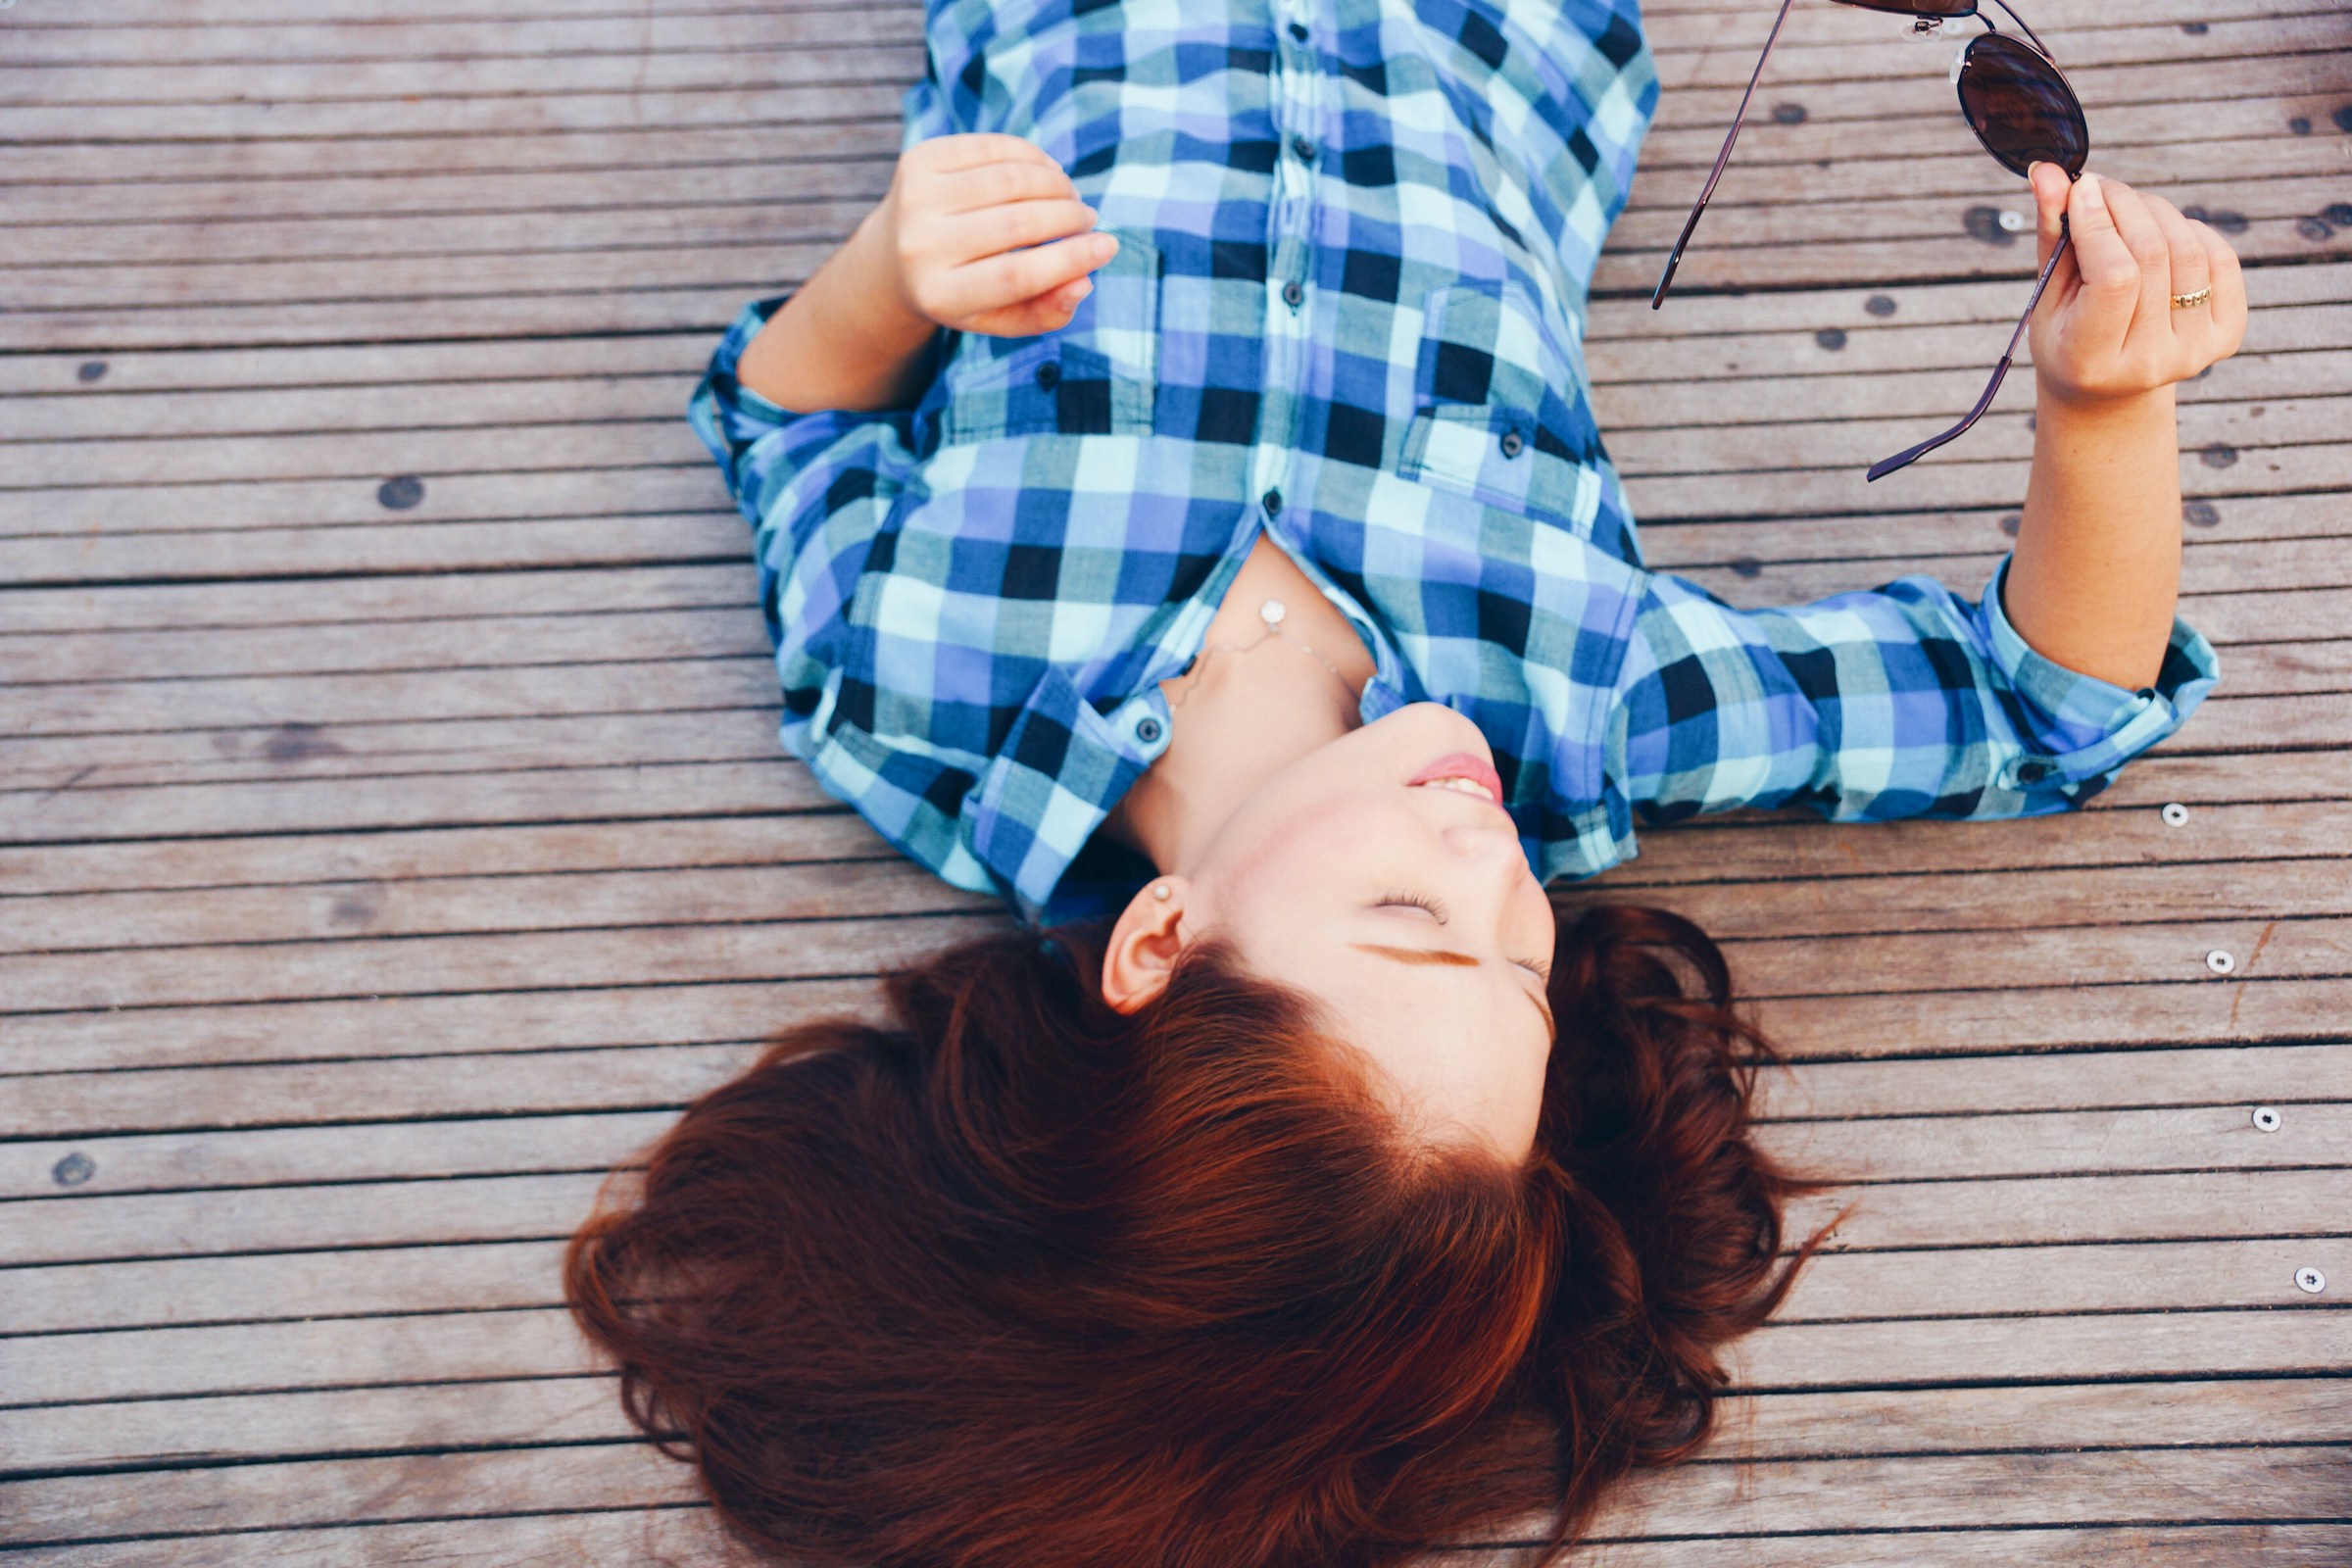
[567,0,2241,1561]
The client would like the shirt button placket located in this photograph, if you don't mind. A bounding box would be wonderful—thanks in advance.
[1253,0,1317,540]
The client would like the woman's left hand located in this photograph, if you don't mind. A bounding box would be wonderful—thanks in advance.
[2026,163,2248,413]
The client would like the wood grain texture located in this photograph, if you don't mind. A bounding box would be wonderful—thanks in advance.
[3,0,2346,1560]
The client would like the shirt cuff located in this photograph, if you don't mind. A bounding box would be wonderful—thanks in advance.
[1981,553,2221,790]
[710,293,798,413]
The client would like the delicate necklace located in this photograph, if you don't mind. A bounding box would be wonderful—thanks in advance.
[1167,598,1356,708]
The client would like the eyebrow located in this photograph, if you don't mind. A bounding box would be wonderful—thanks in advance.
[1350,943,1556,1034]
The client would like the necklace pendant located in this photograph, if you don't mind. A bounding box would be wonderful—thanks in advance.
[1258,598,1288,628]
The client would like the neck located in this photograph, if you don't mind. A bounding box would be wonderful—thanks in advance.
[1112,640,1361,874]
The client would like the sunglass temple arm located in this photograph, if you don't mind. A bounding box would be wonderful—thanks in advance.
[1866,214,2070,481]
[1651,0,1802,310]
[1980,0,2051,57]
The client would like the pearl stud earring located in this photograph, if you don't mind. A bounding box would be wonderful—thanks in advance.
[1152,883,1172,901]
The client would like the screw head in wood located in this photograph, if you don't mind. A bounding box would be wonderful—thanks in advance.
[2252,1106,2282,1133]
[2161,802,2189,826]
[2206,950,2235,975]
[2295,1267,2326,1295]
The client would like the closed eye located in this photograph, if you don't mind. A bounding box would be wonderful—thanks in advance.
[1374,892,1549,982]
[1375,890,1447,921]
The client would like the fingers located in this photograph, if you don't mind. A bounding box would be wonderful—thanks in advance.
[936,230,1119,323]
[912,132,1061,174]
[970,274,1099,338]
[945,196,1101,260]
[2141,192,2212,335]
[2098,175,2178,344]
[938,158,1080,216]
[2202,221,2250,357]
[2059,172,2141,358]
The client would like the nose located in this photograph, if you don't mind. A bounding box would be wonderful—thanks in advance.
[1441,818,1533,900]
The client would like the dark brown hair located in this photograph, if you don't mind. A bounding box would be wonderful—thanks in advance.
[567,904,1820,1568]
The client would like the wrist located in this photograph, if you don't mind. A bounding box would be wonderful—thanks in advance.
[2033,375,2177,429]
[846,200,939,345]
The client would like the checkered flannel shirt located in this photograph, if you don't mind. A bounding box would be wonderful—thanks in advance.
[690,0,2220,924]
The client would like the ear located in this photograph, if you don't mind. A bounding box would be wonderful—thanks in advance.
[1101,878,1192,1014]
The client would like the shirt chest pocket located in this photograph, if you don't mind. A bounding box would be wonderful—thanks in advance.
[933,228,1161,447]
[1398,281,1603,538]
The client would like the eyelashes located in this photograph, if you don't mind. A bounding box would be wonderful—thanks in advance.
[1376,889,1447,920]
[1373,891,1552,981]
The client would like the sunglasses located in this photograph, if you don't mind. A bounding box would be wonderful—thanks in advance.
[1651,0,2089,481]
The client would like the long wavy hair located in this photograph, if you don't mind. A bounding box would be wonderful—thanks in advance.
[566,903,1823,1568]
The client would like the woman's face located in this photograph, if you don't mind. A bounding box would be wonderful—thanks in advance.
[1184,703,1557,1159]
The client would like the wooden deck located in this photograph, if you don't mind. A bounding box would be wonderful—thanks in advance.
[3,0,2349,1560]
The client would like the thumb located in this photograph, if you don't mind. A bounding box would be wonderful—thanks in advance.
[2030,161,2070,265]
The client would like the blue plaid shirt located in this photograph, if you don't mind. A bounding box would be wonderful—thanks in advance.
[691,0,2219,924]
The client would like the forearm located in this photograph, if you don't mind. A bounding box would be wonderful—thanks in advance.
[736,209,940,415]
[2003,384,2181,692]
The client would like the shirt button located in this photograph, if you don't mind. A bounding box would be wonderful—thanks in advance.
[1135,715,1163,745]
[1499,430,1525,459]
[1290,134,1315,163]
[1288,20,1308,40]
[2016,760,2053,784]
[1281,280,1304,309]
[1261,489,1283,516]
[1035,361,1060,391]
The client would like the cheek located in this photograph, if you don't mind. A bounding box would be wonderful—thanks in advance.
[1217,789,1400,910]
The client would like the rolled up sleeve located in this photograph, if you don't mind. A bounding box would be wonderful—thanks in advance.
[1610,554,2220,826]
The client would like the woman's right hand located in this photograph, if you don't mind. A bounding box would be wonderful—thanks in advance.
[877,133,1120,338]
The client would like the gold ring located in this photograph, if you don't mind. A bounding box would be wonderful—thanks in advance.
[2171,285,2213,310]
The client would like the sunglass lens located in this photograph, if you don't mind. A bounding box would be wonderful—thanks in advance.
[1956,33,2088,177]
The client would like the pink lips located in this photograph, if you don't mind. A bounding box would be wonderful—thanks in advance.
[1407,751,1506,808]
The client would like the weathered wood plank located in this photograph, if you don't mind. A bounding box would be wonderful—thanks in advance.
[0,1171,608,1267]
[6,1226,2337,1345]
[0,1241,568,1336]
[1734,1311,2352,1390]
[3,17,2338,110]
[13,1159,2346,1271]
[0,1444,698,1546]
[1753,975,2352,1054]
[9,1093,2338,1201]
[4,1297,2340,1422]
[1,857,970,957]
[1593,1446,2352,1541]
[0,811,877,899]
[1,42,2320,153]
[0,0,2326,72]
[1634,854,2352,940]
[0,979,884,1076]
[0,564,754,635]
[0,759,838,846]
[1785,1167,2352,1250]
[10,1515,2345,1568]
[0,709,801,796]
[1774,1042,2352,1119]
[0,910,1000,1013]
[10,1372,2343,1485]
[4,1441,2346,1553]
